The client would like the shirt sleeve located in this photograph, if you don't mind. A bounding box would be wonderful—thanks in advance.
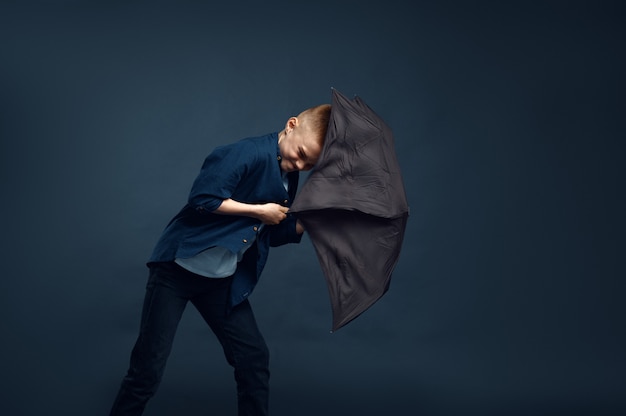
[268,215,303,247]
[188,141,258,213]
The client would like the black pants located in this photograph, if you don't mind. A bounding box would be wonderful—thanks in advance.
[109,262,269,416]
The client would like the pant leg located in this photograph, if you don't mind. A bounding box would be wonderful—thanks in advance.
[110,264,189,416]
[192,296,270,416]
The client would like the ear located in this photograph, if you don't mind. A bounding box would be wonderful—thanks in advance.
[285,116,298,133]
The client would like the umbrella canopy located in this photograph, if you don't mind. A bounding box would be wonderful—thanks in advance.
[290,88,409,331]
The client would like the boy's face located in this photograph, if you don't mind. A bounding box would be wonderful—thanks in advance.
[278,117,323,172]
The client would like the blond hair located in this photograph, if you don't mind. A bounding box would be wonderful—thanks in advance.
[298,104,331,143]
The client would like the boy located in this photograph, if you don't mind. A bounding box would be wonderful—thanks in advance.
[110,103,332,416]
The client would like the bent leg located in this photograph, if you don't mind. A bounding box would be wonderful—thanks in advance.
[110,264,188,416]
[193,296,270,416]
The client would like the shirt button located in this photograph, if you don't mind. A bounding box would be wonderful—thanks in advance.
[242,239,248,243]
[253,226,258,232]
[283,199,288,204]
[277,155,282,161]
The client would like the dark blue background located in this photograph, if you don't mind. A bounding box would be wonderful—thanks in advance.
[1,1,624,415]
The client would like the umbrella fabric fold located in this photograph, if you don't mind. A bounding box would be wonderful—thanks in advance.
[290,88,409,331]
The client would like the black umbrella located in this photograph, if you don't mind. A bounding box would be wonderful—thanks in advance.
[290,88,409,331]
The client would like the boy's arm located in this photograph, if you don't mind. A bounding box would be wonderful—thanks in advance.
[213,198,289,225]
[268,215,303,247]
[215,198,305,246]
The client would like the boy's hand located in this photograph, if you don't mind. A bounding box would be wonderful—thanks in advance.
[256,203,289,225]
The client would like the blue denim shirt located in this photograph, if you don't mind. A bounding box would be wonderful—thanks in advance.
[148,132,302,308]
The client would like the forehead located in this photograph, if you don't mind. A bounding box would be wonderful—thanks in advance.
[297,123,322,144]
[300,132,323,154]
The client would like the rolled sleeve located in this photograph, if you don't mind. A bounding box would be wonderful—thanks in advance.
[188,142,258,213]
